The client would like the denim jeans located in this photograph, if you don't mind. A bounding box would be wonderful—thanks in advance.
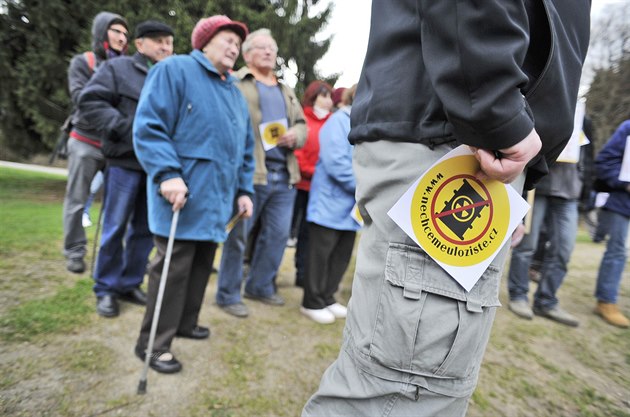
[508,195,578,309]
[93,166,153,297]
[593,207,612,243]
[216,170,296,305]
[595,209,629,303]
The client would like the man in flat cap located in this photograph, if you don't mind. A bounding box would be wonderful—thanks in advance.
[78,19,175,318]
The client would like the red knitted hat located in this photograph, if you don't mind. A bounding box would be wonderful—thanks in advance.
[191,15,248,50]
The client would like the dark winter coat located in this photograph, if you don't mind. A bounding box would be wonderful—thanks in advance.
[78,52,151,171]
[595,120,630,218]
[349,0,591,189]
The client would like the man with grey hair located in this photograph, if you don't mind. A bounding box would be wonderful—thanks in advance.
[216,28,307,318]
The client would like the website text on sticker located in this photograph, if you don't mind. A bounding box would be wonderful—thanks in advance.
[410,155,510,267]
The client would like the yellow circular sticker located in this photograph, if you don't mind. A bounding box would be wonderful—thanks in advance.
[261,122,286,146]
[410,155,509,267]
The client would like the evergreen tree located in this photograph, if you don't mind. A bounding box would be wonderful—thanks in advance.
[1,0,97,157]
[271,0,335,96]
[584,1,630,151]
[0,0,332,159]
[585,58,630,151]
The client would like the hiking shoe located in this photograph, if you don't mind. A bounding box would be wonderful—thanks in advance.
[594,302,630,328]
[508,300,533,320]
[300,307,335,324]
[219,302,249,318]
[66,258,86,274]
[533,305,579,327]
[96,295,119,318]
[118,288,147,306]
[244,292,285,306]
[326,303,348,319]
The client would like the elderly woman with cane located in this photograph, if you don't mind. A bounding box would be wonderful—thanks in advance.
[133,15,254,374]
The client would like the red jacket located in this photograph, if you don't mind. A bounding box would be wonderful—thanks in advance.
[295,106,331,191]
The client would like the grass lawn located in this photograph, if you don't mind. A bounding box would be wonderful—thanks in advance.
[1,166,629,417]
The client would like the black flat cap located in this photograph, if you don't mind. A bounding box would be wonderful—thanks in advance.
[135,20,174,39]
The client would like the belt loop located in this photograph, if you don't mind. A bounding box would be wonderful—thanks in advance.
[466,298,483,313]
[403,283,422,300]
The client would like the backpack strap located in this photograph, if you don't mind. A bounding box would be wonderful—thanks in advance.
[83,51,96,73]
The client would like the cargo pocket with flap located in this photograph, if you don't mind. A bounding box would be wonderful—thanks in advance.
[368,242,501,380]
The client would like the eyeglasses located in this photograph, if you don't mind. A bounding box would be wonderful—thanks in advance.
[251,44,278,53]
[108,28,129,38]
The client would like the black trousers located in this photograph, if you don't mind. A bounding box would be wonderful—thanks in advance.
[137,236,217,352]
[302,222,356,309]
[293,189,310,284]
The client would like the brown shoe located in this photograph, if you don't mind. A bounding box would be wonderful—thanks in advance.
[594,302,630,328]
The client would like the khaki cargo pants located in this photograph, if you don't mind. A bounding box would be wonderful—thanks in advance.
[303,141,524,417]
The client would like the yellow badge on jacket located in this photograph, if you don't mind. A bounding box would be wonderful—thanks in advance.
[259,118,288,151]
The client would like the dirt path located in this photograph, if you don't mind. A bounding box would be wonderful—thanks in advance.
[3,240,629,417]
[0,160,68,177]
[1,163,629,416]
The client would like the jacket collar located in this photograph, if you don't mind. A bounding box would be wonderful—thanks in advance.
[235,65,253,81]
[191,50,236,83]
[236,65,284,85]
[132,52,149,74]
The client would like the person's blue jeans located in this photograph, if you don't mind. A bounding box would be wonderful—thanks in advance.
[93,166,153,297]
[216,170,296,305]
[508,195,578,309]
[595,209,629,303]
[593,207,612,243]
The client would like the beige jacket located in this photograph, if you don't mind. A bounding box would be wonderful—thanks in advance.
[235,66,307,185]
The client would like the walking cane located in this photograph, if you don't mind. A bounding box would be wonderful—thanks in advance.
[137,208,180,395]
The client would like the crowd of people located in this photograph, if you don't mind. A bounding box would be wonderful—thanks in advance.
[62,11,362,374]
[506,116,630,329]
[58,3,626,415]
